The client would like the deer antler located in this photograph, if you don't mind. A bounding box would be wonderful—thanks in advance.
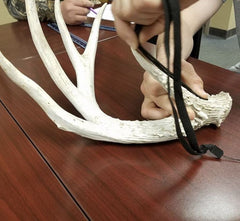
[0,1,232,144]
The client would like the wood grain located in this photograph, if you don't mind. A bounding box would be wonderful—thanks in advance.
[0,103,87,220]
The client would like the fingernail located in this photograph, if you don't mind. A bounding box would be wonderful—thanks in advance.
[202,91,210,99]
[196,88,209,99]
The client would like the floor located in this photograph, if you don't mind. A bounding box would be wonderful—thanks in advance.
[199,33,239,70]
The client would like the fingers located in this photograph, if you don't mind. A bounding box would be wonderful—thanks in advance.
[140,72,196,120]
[114,17,139,49]
[141,71,166,96]
[114,17,165,50]
[140,73,171,119]
[141,93,196,120]
[75,0,94,8]
[181,59,209,99]
[60,0,91,25]
[141,97,171,120]
[112,0,163,23]
[111,0,197,48]
[112,0,164,48]
[139,16,165,44]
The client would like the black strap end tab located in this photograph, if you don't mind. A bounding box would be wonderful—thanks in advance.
[200,144,224,159]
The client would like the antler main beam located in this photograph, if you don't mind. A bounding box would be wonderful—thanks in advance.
[0,1,232,144]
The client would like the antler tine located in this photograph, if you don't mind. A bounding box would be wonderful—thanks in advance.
[25,0,80,111]
[0,45,232,144]
[0,52,118,142]
[10,0,179,143]
[25,0,109,122]
[79,3,107,105]
[83,3,107,60]
[54,0,83,75]
[0,51,178,143]
[0,0,232,144]
[54,0,110,123]
[54,0,107,85]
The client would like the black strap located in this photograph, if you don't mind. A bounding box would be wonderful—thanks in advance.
[135,0,224,159]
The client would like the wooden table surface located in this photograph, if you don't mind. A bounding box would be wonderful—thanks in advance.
[0,21,240,221]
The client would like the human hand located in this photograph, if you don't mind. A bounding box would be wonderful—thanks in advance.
[140,18,208,120]
[60,0,94,25]
[111,0,198,49]
[112,0,164,49]
[140,60,209,120]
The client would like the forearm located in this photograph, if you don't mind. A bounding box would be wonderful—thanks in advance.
[3,0,55,22]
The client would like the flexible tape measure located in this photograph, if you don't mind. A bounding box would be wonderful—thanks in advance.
[47,22,116,49]
[80,23,116,32]
[47,23,87,48]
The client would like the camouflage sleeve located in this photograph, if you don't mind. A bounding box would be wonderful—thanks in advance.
[3,0,56,22]
[3,0,107,22]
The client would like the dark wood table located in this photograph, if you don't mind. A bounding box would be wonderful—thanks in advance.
[0,21,240,221]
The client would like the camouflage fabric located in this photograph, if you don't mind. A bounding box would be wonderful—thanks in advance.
[3,0,55,22]
[3,0,102,22]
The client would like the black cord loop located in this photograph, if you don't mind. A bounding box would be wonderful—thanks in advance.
[134,0,225,159]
